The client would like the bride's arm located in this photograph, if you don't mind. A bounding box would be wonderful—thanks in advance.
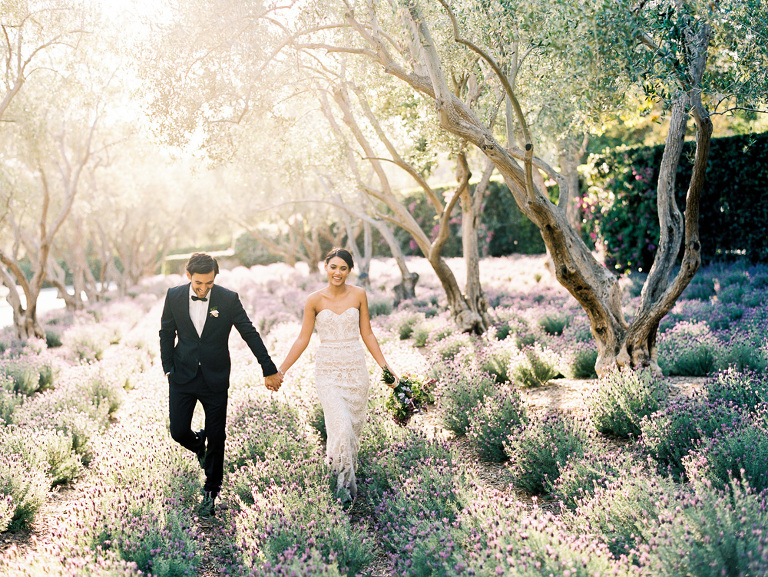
[358,290,398,386]
[278,298,317,375]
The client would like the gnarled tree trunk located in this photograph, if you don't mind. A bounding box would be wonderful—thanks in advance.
[0,264,45,341]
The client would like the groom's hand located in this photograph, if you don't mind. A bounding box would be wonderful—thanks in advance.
[264,371,283,392]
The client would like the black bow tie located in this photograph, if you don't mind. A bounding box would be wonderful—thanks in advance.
[191,295,208,302]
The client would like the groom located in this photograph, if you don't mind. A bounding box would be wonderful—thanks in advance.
[159,252,282,517]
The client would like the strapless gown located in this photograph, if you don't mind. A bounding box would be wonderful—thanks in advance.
[314,307,370,500]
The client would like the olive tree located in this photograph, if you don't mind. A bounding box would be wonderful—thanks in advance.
[277,0,767,373]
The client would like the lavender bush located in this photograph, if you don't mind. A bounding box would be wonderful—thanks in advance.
[389,310,423,340]
[232,483,373,576]
[640,480,768,576]
[0,426,82,486]
[565,342,599,378]
[0,356,56,395]
[588,368,669,438]
[359,415,456,499]
[412,324,432,348]
[0,493,14,533]
[538,312,571,335]
[83,423,205,577]
[716,332,768,372]
[226,396,315,468]
[373,460,467,576]
[507,344,561,387]
[681,277,715,300]
[385,517,462,577]
[488,309,537,345]
[658,321,721,376]
[436,363,496,436]
[704,301,745,331]
[705,369,768,409]
[251,547,343,577]
[505,413,588,494]
[683,413,768,492]
[466,385,527,462]
[460,488,630,576]
[640,395,745,478]
[0,453,49,531]
[430,332,475,361]
[552,450,635,509]
[478,338,515,383]
[228,454,330,506]
[63,324,119,362]
[0,387,24,424]
[572,465,682,558]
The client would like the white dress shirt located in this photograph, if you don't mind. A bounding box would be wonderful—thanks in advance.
[189,285,209,337]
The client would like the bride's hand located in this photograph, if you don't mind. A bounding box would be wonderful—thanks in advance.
[388,369,400,388]
[382,365,399,388]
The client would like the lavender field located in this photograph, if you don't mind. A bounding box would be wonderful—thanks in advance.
[1,255,767,577]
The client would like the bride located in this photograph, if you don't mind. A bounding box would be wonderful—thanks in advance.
[278,248,397,504]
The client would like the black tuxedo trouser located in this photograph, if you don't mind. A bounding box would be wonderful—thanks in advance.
[168,366,227,496]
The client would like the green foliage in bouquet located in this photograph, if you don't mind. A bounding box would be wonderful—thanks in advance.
[382,367,435,425]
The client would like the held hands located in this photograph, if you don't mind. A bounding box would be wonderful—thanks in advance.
[264,370,284,392]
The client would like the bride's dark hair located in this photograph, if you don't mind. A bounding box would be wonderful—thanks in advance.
[325,247,354,269]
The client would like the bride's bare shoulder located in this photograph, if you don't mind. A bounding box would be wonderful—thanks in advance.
[348,285,368,304]
[305,290,325,309]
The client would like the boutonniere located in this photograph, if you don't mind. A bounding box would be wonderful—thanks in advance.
[209,307,219,318]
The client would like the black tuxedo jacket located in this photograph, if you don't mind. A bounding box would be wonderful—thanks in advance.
[159,283,277,390]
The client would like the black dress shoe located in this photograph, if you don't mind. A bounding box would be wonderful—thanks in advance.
[195,429,206,468]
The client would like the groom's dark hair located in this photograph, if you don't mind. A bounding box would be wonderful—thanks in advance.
[186,253,219,276]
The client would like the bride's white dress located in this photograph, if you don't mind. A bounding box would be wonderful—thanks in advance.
[314,307,370,500]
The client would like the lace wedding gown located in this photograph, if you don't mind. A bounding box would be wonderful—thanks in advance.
[314,307,370,500]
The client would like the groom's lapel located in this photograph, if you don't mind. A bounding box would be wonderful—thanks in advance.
[199,285,216,339]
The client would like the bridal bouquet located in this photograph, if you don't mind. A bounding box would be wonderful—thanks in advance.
[382,366,436,425]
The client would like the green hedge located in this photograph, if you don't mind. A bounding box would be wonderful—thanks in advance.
[582,131,768,271]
